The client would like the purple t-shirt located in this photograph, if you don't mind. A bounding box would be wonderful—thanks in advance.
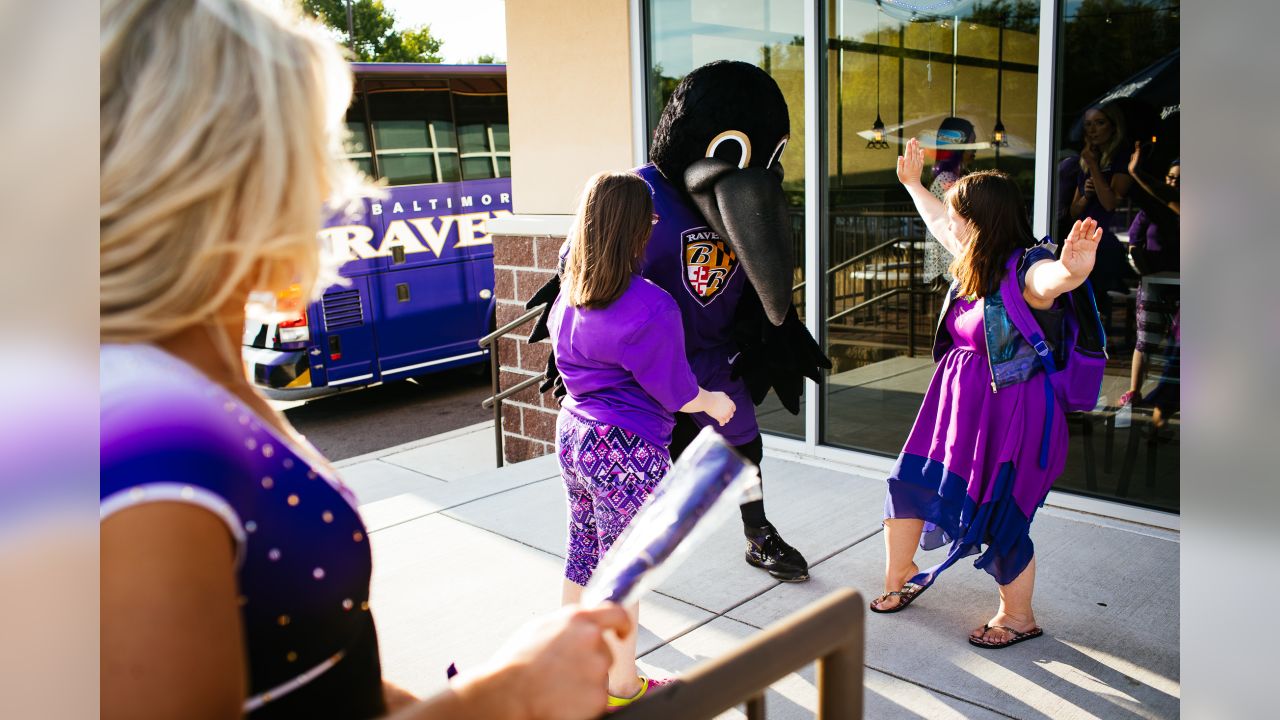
[549,275,699,449]
[1128,209,1179,266]
[635,164,758,444]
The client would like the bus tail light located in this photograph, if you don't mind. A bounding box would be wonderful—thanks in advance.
[279,313,309,344]
[275,284,310,345]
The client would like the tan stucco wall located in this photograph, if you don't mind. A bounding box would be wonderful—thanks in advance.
[504,0,636,215]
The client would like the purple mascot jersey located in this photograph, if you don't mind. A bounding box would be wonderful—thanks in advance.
[636,163,758,445]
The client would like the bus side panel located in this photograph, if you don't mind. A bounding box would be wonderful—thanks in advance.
[455,177,511,348]
[310,276,380,388]
[369,180,510,377]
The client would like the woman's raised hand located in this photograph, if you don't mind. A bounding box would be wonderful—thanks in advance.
[896,138,925,187]
[1061,217,1103,279]
[1127,141,1142,176]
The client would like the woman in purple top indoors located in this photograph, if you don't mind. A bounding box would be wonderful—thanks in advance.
[1070,102,1134,325]
[922,117,977,286]
[1120,144,1181,422]
[100,1,630,719]
[548,171,736,709]
[870,139,1103,649]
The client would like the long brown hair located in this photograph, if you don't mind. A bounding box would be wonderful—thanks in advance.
[947,171,1037,299]
[563,171,655,308]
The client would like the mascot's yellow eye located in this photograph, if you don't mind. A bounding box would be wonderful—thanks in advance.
[767,136,789,169]
[705,130,752,169]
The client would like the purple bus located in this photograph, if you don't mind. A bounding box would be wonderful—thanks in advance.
[243,63,511,398]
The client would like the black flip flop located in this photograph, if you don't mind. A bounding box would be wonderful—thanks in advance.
[968,624,1044,649]
[869,582,927,614]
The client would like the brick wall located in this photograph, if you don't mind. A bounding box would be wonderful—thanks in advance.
[492,232,567,463]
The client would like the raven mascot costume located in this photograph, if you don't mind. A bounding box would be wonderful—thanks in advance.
[526,60,830,582]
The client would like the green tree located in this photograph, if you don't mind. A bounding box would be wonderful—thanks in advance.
[475,54,498,64]
[302,0,444,63]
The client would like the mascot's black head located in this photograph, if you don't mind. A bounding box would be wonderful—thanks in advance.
[650,60,794,325]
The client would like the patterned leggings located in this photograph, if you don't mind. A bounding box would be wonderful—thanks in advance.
[557,411,670,586]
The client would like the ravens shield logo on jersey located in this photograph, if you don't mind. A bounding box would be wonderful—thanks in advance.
[682,227,739,306]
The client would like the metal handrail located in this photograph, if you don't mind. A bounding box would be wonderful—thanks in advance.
[610,588,865,719]
[792,236,918,292]
[827,286,932,324]
[479,303,548,468]
[481,373,544,410]
[480,304,545,349]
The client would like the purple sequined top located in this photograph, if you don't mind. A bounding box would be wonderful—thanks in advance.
[100,344,385,718]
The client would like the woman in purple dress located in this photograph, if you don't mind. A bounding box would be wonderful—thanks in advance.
[869,138,1103,649]
[100,1,629,718]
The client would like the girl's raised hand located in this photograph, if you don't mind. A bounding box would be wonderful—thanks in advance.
[1061,217,1103,279]
[896,138,925,188]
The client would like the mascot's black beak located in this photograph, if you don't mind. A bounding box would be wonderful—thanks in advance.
[684,158,794,326]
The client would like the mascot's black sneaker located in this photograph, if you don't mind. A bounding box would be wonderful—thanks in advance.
[744,523,809,582]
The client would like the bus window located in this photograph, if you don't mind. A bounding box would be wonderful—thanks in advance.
[453,90,511,180]
[367,88,461,185]
[344,93,374,179]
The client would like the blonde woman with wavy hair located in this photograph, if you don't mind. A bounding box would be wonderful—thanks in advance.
[100,2,629,719]
[1068,101,1134,326]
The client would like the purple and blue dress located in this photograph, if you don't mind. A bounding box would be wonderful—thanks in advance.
[886,256,1068,588]
[100,344,385,718]
[549,275,701,585]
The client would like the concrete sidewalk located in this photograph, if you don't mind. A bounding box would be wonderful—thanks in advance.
[338,422,1179,719]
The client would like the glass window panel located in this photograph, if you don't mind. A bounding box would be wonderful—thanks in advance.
[343,94,373,179]
[1051,1,1180,512]
[367,89,459,186]
[378,153,436,186]
[457,123,488,154]
[647,0,807,439]
[462,157,495,180]
[375,120,429,149]
[822,1,1040,455]
[453,91,511,181]
[491,124,510,151]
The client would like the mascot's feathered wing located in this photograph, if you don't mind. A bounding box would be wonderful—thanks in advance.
[525,61,828,582]
[527,60,830,416]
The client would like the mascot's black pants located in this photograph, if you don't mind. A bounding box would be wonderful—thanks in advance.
[669,413,768,528]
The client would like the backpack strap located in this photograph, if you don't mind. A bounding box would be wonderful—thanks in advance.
[999,249,1059,469]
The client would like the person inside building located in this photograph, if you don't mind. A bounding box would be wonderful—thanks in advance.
[922,116,978,287]
[1120,143,1180,424]
[1069,102,1134,330]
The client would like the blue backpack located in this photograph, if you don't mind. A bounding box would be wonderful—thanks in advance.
[999,246,1108,467]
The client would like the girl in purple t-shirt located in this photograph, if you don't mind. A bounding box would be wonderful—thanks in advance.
[548,171,736,708]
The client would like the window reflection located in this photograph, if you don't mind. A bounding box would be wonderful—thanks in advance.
[822,1,1041,455]
[647,0,807,438]
[1052,1,1179,512]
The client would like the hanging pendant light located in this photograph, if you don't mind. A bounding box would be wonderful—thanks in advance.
[867,9,890,149]
[870,113,888,148]
[991,17,1008,149]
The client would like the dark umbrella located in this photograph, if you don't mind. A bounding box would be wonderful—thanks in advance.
[1068,48,1179,147]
